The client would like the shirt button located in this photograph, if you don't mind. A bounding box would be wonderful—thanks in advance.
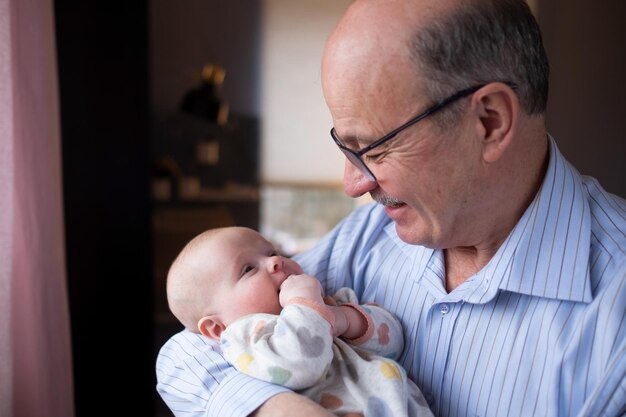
[440,304,450,315]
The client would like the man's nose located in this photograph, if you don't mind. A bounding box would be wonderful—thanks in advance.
[343,162,377,198]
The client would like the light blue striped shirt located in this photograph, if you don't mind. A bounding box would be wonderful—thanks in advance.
[156,138,626,417]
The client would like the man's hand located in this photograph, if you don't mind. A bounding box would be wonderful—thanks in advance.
[279,274,324,306]
[250,392,335,417]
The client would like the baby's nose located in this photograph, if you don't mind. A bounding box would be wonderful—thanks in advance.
[268,256,283,273]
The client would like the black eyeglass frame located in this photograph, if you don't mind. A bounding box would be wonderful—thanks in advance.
[330,83,516,182]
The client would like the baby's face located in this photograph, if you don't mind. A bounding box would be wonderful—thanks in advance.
[207,228,303,326]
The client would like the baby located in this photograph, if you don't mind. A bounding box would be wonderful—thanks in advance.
[166,226,433,417]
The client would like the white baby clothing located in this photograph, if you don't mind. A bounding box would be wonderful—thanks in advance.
[221,288,434,417]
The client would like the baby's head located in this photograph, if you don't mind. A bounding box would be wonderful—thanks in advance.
[166,226,303,340]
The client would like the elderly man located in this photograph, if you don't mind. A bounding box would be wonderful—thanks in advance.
[156,1,626,416]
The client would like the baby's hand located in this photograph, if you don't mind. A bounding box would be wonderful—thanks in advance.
[279,274,324,307]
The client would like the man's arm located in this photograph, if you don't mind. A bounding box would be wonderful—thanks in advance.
[251,392,335,417]
[156,330,291,417]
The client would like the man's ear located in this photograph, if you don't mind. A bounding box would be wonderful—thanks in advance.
[198,315,226,340]
[472,83,518,163]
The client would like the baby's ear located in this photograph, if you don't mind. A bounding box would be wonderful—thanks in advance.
[198,315,225,341]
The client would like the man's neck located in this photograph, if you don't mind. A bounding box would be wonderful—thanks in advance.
[443,246,497,292]
[441,126,550,293]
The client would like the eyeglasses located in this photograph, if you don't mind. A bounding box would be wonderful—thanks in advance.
[330,84,490,182]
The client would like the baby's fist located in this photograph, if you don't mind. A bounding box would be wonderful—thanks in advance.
[279,274,324,307]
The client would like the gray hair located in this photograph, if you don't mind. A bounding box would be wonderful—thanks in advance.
[410,0,549,122]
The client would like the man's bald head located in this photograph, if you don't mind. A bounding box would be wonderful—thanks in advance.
[322,0,549,120]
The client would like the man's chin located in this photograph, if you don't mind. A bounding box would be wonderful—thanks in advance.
[384,206,432,246]
[394,222,428,246]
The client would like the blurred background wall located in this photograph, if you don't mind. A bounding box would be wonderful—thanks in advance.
[539,0,626,198]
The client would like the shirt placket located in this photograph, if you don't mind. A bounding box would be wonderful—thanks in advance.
[425,298,461,414]
[417,251,464,414]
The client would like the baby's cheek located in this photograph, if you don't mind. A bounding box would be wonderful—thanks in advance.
[251,293,281,315]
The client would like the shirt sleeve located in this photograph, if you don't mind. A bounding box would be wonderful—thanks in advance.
[220,306,334,390]
[330,287,405,359]
[156,329,289,417]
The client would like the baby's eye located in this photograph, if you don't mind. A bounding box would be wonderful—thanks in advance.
[268,250,279,257]
[241,265,255,277]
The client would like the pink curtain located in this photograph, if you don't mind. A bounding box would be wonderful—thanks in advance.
[0,0,74,415]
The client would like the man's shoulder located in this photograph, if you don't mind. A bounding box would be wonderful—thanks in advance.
[582,176,626,254]
[581,176,626,297]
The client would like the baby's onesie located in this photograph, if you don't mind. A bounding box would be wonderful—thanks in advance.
[221,287,434,417]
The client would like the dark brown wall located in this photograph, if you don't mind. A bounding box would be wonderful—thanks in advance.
[539,0,626,198]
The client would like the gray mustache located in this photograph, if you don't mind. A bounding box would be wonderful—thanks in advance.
[371,190,404,208]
